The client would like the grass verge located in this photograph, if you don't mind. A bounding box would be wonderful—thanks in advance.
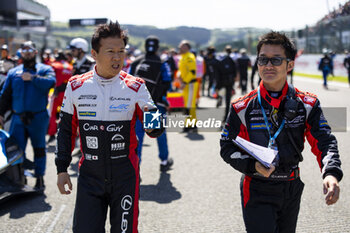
[294,72,348,83]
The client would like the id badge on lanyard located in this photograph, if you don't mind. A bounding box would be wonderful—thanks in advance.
[258,87,285,164]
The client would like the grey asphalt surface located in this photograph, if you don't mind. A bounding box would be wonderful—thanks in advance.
[0,75,349,233]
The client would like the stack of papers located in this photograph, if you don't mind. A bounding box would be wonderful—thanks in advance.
[232,136,278,168]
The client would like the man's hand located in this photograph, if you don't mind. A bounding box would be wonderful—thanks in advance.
[57,172,73,195]
[255,162,275,178]
[323,175,340,205]
[22,72,33,81]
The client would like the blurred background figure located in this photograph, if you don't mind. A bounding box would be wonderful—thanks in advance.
[193,50,205,104]
[318,48,333,89]
[41,48,55,65]
[0,44,15,88]
[65,50,75,66]
[236,48,251,95]
[216,45,237,120]
[0,41,56,191]
[250,59,258,90]
[166,48,178,91]
[69,37,95,75]
[203,46,220,97]
[178,40,198,133]
[343,50,350,87]
[47,50,73,143]
[129,35,173,172]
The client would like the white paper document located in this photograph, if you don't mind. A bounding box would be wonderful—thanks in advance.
[232,136,278,168]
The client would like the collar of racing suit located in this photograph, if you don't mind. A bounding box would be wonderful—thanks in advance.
[259,81,288,109]
[93,65,120,85]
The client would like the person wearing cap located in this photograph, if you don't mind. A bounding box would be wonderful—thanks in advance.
[0,44,15,87]
[237,48,251,95]
[69,38,95,75]
[0,41,56,191]
[129,35,173,172]
[178,40,198,132]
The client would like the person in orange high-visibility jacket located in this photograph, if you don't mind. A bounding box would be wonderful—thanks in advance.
[178,40,198,132]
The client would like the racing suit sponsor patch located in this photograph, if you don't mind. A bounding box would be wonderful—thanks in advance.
[86,136,98,149]
[319,120,329,127]
[85,153,98,160]
[111,143,125,151]
[250,123,271,130]
[79,111,96,117]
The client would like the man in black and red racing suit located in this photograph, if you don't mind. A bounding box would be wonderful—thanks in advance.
[220,31,342,233]
[55,21,163,233]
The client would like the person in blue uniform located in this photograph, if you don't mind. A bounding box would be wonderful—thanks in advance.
[0,41,56,191]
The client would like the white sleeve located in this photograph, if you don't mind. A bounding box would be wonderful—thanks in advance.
[60,81,74,114]
[136,83,157,111]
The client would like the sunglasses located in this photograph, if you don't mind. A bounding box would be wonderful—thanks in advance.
[21,48,35,53]
[257,56,290,66]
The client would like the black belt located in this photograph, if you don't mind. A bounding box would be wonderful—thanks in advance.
[251,167,300,181]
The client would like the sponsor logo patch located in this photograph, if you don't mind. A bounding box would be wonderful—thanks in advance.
[109,104,129,112]
[78,103,97,107]
[250,123,271,130]
[110,97,131,101]
[79,111,96,117]
[86,136,98,149]
[111,143,125,151]
[83,123,99,131]
[319,120,329,127]
[221,128,228,137]
[85,153,98,160]
[78,95,97,100]
[111,134,124,141]
[106,124,123,132]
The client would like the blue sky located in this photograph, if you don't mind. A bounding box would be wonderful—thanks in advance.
[36,0,348,30]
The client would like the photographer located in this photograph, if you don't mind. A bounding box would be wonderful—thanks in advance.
[0,41,56,191]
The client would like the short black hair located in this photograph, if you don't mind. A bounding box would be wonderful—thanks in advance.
[91,21,128,53]
[257,31,297,60]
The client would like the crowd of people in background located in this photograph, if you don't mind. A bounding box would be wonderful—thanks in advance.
[0,31,349,195]
[318,0,350,24]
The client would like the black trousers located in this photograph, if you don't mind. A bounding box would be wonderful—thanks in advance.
[240,175,304,233]
[240,74,248,92]
[216,84,233,120]
[73,159,139,233]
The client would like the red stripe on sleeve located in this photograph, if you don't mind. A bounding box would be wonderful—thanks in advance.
[243,175,252,208]
[238,123,250,141]
[305,122,322,170]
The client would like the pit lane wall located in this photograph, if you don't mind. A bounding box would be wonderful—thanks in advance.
[294,54,348,77]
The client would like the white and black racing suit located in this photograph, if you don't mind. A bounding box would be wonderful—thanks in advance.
[55,68,162,233]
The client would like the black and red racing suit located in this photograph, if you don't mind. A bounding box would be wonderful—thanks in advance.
[55,69,162,233]
[220,81,342,233]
